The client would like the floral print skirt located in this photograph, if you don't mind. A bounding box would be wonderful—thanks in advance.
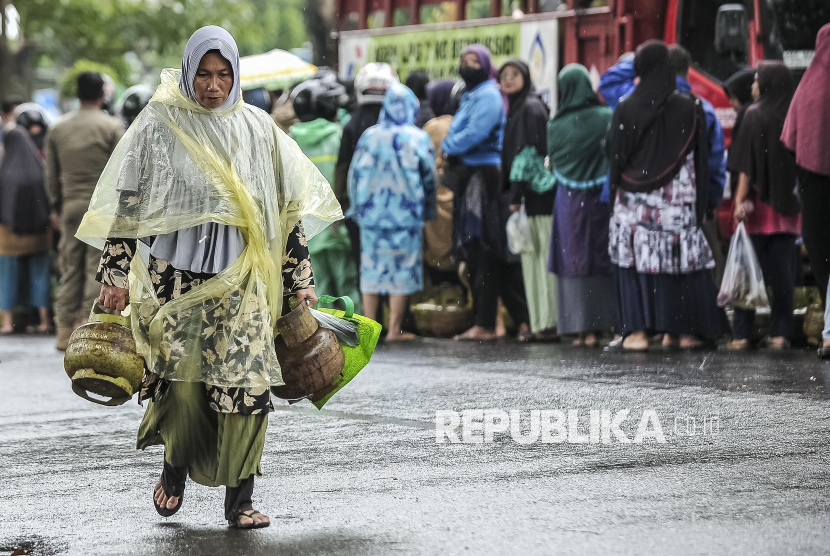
[609,156,715,275]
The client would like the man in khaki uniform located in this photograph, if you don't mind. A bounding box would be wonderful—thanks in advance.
[45,72,123,349]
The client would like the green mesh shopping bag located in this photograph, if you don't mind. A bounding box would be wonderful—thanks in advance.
[312,295,382,409]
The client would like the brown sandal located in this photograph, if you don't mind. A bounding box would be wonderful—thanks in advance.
[761,337,790,350]
[724,339,751,351]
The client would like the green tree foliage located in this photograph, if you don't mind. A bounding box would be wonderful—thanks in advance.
[58,59,119,99]
[243,0,309,55]
[17,0,309,90]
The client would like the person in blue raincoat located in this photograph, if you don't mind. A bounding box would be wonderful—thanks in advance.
[347,83,438,341]
[598,52,636,111]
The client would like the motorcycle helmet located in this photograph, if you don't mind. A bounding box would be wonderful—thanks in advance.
[15,107,46,130]
[354,63,399,105]
[13,102,54,126]
[312,67,340,83]
[115,84,154,127]
[290,77,349,122]
[14,104,50,149]
[242,87,273,113]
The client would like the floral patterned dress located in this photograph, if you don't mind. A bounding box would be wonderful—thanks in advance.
[609,155,715,275]
[96,221,313,415]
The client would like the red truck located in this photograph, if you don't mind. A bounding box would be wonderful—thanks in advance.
[336,0,827,144]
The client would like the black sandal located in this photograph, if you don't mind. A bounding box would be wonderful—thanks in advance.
[153,482,184,517]
[229,509,270,529]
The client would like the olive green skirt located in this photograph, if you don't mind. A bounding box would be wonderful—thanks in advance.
[136,381,268,488]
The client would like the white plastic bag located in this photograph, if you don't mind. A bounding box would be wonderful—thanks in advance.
[310,308,360,347]
[506,203,534,255]
[717,222,769,309]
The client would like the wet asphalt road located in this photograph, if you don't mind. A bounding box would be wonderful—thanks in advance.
[1,336,829,556]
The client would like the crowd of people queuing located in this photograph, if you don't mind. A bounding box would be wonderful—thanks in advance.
[331,30,830,355]
[1,24,830,357]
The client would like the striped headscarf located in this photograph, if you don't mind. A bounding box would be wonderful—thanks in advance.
[179,25,241,110]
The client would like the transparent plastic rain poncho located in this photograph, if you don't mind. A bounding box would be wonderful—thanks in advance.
[76,69,342,389]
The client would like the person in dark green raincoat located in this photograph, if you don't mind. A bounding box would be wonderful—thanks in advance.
[547,64,616,346]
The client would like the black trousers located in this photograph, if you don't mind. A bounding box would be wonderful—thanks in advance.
[345,218,362,274]
[451,164,528,329]
[701,216,726,287]
[733,233,797,340]
[161,460,255,521]
[466,242,529,329]
[798,167,830,304]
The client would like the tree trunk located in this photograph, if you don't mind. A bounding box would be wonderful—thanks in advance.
[304,0,336,66]
[15,44,35,98]
[0,0,8,101]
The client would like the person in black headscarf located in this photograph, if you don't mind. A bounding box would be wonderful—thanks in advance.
[499,59,557,342]
[405,70,435,128]
[727,61,800,350]
[427,79,456,118]
[0,126,52,334]
[606,40,728,352]
[724,68,755,141]
[723,67,756,193]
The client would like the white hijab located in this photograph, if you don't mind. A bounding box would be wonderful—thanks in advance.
[179,25,241,110]
[150,26,247,274]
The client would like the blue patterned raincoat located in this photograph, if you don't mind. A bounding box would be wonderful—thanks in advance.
[347,83,438,294]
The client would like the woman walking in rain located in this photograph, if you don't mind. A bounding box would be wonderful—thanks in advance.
[78,26,341,528]
[606,40,728,352]
[547,64,616,347]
